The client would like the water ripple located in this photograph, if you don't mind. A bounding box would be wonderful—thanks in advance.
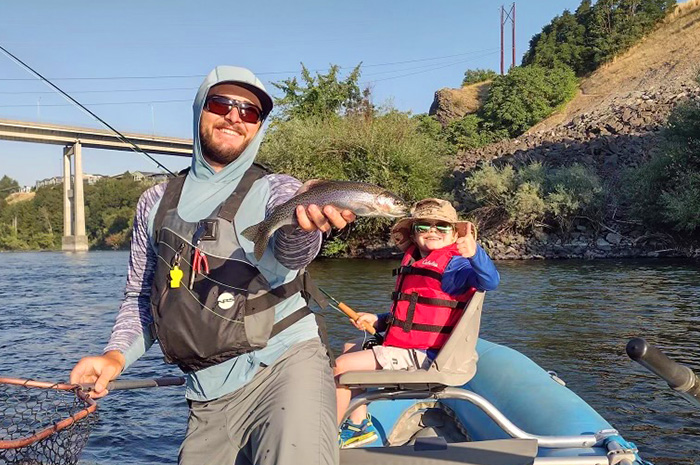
[1,252,698,464]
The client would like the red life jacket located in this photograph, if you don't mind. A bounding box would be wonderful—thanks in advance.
[384,243,476,350]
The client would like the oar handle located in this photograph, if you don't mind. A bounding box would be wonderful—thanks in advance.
[626,338,700,407]
[337,302,376,335]
[81,376,185,392]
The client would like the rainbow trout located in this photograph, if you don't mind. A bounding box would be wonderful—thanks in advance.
[241,180,407,260]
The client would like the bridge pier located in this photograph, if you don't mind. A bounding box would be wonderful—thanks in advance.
[61,141,88,252]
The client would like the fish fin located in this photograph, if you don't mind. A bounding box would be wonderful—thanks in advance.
[241,222,261,243]
[296,179,332,194]
[241,222,270,261]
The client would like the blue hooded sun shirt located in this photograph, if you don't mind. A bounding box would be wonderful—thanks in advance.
[104,66,323,401]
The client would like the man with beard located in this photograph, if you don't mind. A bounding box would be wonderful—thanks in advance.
[70,66,349,465]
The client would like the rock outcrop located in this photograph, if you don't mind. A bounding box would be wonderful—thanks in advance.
[429,81,490,126]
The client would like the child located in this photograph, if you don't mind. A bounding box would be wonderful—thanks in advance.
[335,198,500,448]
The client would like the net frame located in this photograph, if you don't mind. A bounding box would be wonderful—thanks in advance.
[0,377,98,464]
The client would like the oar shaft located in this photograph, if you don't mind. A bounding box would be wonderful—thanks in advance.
[627,338,700,408]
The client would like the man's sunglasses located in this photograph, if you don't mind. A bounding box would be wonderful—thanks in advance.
[203,95,264,124]
[413,222,454,234]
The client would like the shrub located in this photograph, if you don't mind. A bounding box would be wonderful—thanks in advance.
[546,163,604,225]
[412,114,444,141]
[259,111,450,242]
[625,96,700,233]
[659,171,700,232]
[480,65,578,136]
[444,115,507,152]
[508,182,547,230]
[464,164,516,207]
[463,162,604,233]
[321,237,349,257]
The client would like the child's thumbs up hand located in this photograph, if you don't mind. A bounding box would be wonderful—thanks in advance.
[456,223,476,258]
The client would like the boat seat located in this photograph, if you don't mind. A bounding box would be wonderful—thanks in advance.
[339,438,537,465]
[338,291,484,390]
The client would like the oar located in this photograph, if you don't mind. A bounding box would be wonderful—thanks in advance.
[319,287,379,336]
[80,376,185,392]
[626,338,700,408]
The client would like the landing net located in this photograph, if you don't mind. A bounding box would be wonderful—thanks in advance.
[0,377,98,465]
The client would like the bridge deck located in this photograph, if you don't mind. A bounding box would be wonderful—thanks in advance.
[0,118,192,156]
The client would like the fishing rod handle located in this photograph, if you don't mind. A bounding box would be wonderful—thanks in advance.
[338,302,376,335]
[104,376,185,391]
[626,338,697,390]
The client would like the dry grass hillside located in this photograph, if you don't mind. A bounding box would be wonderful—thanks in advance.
[529,0,700,132]
[456,0,700,175]
[5,192,34,204]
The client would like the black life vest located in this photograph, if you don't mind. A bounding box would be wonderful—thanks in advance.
[150,164,328,372]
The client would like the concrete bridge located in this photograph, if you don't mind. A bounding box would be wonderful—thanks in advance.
[0,119,192,251]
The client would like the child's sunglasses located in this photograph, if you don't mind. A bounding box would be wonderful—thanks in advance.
[203,95,264,124]
[413,222,454,234]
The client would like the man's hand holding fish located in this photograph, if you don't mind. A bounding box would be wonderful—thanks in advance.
[293,179,356,233]
[295,204,356,233]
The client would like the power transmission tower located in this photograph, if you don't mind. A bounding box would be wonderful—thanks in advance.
[500,3,516,75]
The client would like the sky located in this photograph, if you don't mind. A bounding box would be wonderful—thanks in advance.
[0,0,595,186]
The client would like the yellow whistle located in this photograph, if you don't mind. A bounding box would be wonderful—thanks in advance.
[169,265,184,288]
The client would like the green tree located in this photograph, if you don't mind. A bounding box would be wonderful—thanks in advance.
[85,177,147,248]
[523,0,675,75]
[271,63,367,120]
[0,175,20,196]
[462,69,498,86]
[522,10,590,74]
[480,65,578,136]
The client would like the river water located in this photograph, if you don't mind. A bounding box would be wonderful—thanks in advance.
[0,251,698,464]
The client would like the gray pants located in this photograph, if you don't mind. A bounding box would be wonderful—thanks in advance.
[179,339,338,465]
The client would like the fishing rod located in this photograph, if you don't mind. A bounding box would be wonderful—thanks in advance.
[319,287,381,338]
[626,338,700,409]
[0,44,176,176]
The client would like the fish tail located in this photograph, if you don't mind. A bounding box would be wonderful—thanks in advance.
[241,222,271,261]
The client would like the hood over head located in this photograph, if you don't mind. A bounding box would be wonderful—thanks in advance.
[170,66,274,224]
[190,66,273,182]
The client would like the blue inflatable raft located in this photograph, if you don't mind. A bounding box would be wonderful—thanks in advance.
[337,292,649,465]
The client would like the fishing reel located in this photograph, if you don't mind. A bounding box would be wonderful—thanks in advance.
[361,333,385,350]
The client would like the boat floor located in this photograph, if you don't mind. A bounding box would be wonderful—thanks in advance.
[339,438,538,465]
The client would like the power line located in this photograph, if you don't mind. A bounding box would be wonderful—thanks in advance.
[0,99,190,108]
[0,44,176,176]
[363,51,500,84]
[0,87,195,95]
[0,52,500,107]
[0,48,500,82]
[361,54,495,78]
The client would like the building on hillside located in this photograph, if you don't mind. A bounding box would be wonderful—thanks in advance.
[19,186,31,193]
[112,171,170,184]
[35,173,105,189]
[84,174,105,185]
[35,176,64,189]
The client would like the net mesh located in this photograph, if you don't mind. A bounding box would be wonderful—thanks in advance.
[0,380,98,465]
